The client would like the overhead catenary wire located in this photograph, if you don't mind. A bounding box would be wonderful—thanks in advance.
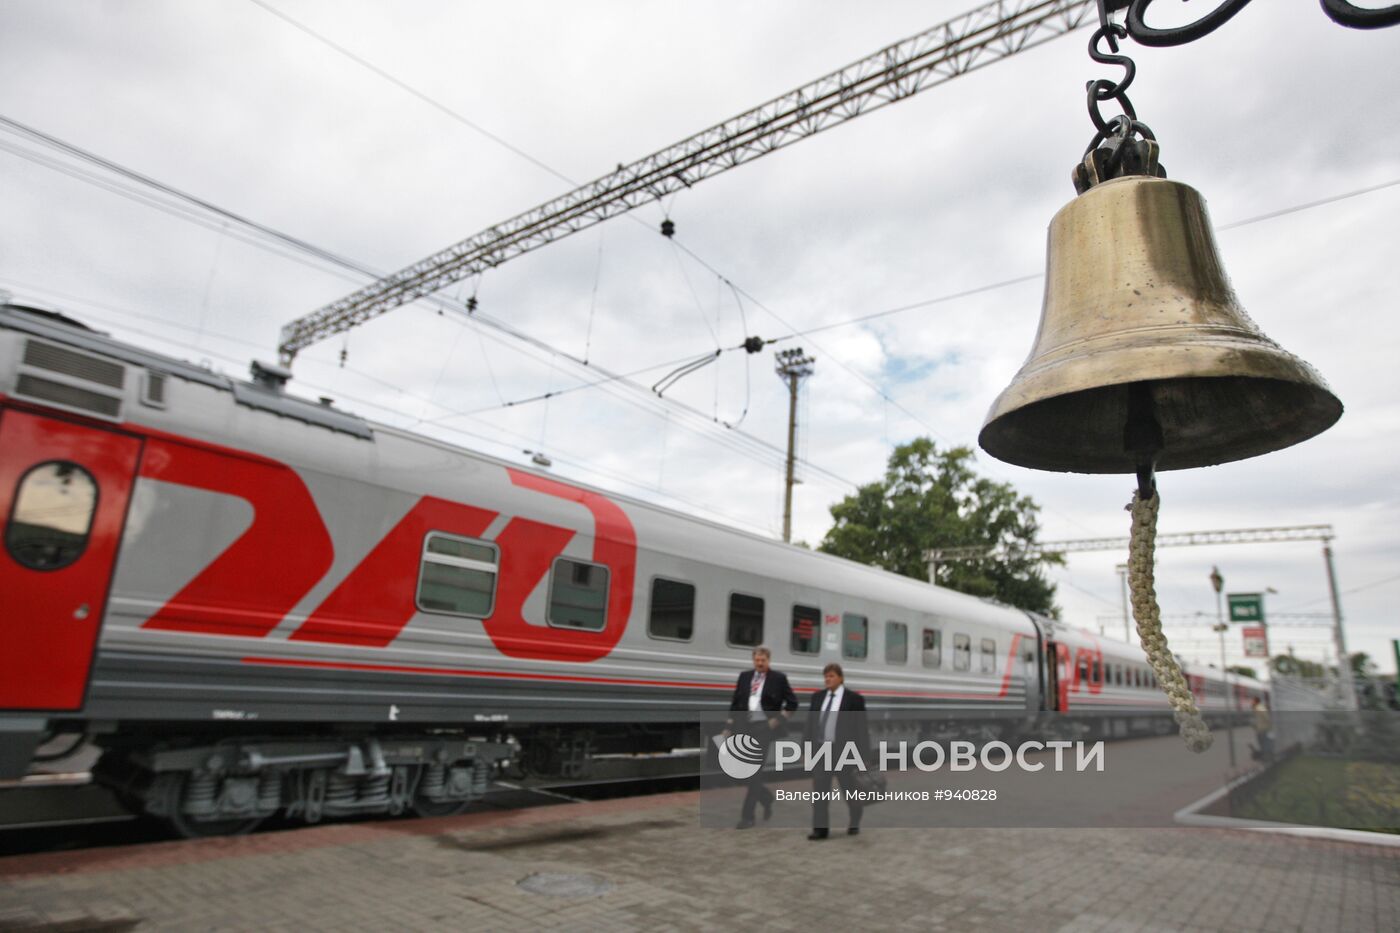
[9,106,1393,500]
[0,280,784,536]
[243,0,578,189]
[0,114,858,493]
[4,265,849,501]
[583,229,606,364]
[6,107,1398,526]
[13,102,1394,499]
[1278,571,1400,612]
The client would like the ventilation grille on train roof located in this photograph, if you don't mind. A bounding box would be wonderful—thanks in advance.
[23,340,124,387]
[14,338,126,420]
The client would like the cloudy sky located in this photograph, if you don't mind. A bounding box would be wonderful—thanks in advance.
[2,0,1396,678]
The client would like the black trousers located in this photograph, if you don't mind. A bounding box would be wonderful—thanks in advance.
[739,722,779,821]
[811,766,863,830]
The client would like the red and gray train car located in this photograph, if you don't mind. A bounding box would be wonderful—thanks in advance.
[0,303,1264,834]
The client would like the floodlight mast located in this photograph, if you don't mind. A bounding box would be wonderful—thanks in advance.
[277,0,1097,365]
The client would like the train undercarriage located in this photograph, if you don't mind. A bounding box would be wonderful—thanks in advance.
[12,710,1247,838]
[78,721,699,837]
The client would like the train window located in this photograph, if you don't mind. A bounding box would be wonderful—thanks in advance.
[921,628,942,668]
[727,593,764,647]
[791,604,820,655]
[647,578,695,641]
[980,638,996,673]
[547,558,610,631]
[5,461,98,571]
[417,533,498,617]
[953,634,971,672]
[885,621,908,664]
[842,613,868,660]
[1092,657,1103,685]
[1077,657,1090,685]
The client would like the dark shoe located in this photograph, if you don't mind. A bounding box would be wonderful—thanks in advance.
[847,827,861,836]
[736,818,755,829]
[807,829,829,840]
[761,799,773,821]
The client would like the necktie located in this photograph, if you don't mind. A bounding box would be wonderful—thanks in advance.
[820,690,836,739]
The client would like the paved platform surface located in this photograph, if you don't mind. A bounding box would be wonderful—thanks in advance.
[1,790,1397,932]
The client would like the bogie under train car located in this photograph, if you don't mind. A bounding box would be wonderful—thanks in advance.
[0,304,1264,835]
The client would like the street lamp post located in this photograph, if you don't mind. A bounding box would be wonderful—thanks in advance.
[1210,566,1236,768]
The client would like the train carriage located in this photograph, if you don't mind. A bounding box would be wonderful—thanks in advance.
[0,303,1263,834]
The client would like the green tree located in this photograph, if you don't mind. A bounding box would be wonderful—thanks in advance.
[1270,654,1325,679]
[1227,665,1258,680]
[818,438,1060,615]
[1351,652,1377,678]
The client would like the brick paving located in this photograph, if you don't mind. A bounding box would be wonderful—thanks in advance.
[1,790,1396,932]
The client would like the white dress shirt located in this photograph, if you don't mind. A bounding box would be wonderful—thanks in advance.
[747,671,767,716]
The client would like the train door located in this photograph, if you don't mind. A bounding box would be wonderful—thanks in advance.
[1044,640,1060,711]
[1045,640,1070,712]
[0,410,141,710]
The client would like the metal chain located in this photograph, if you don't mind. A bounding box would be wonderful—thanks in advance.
[1128,489,1214,753]
[1086,3,1137,139]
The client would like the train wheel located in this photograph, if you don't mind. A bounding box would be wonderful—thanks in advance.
[165,774,265,838]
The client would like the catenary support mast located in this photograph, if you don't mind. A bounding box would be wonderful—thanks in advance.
[775,348,815,543]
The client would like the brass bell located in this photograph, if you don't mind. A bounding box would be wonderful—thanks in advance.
[979,174,1342,474]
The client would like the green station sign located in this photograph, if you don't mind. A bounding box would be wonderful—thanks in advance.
[1227,593,1265,623]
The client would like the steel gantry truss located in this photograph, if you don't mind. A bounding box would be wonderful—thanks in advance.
[926,523,1358,708]
[277,0,1097,363]
[925,524,1336,564]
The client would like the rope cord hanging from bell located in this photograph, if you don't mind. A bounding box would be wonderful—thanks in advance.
[1124,379,1213,751]
[977,0,1344,753]
[1128,490,1210,751]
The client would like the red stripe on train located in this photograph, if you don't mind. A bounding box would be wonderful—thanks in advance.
[239,655,1019,701]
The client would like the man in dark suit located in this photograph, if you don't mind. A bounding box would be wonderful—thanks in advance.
[724,646,798,828]
[806,662,870,839]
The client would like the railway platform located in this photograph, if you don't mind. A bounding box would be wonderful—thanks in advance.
[2,786,1397,932]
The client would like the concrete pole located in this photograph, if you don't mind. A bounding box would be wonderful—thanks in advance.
[773,347,813,544]
[1322,542,1358,710]
[782,371,798,543]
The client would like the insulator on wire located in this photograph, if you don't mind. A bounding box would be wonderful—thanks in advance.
[660,219,675,238]
[466,296,478,313]
[743,336,765,354]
